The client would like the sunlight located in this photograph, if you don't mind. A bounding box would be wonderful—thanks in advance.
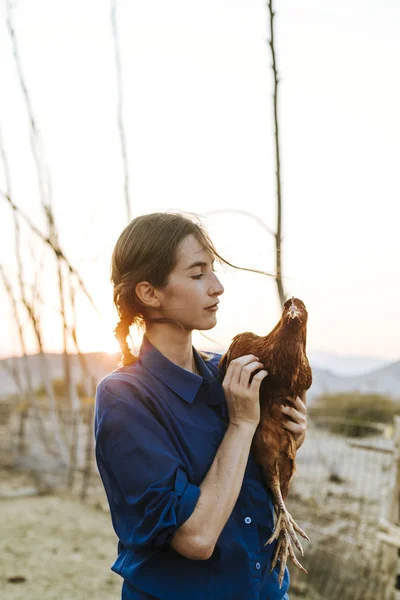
[105,338,120,355]
[103,324,144,356]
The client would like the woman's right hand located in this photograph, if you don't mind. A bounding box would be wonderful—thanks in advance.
[222,355,268,429]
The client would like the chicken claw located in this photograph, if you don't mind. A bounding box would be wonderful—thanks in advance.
[265,475,310,587]
[269,527,308,587]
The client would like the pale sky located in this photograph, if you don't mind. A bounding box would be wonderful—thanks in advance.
[0,0,399,360]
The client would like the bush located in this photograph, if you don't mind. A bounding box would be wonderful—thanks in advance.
[309,392,398,437]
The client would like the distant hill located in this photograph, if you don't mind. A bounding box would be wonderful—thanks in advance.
[1,352,399,404]
[307,351,392,377]
[0,353,118,399]
[306,360,400,402]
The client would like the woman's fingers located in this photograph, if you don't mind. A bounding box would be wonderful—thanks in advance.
[292,394,307,414]
[283,420,304,437]
[282,396,308,449]
[248,368,269,392]
[224,355,259,387]
[282,395,307,419]
[223,354,254,387]
[281,404,306,425]
[238,361,266,388]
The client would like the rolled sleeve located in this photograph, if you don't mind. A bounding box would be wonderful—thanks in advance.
[95,383,201,554]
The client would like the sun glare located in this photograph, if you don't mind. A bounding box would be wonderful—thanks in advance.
[105,338,120,355]
[103,326,144,356]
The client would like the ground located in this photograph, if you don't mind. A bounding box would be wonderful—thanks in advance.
[0,425,394,600]
[0,470,121,600]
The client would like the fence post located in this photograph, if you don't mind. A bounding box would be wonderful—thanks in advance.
[382,416,400,600]
[80,375,96,501]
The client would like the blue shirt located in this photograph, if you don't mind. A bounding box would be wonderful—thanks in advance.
[94,336,290,600]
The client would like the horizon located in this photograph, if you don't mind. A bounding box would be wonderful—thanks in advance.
[0,346,397,369]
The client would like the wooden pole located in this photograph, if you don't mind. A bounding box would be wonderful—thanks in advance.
[81,375,96,501]
[381,416,400,600]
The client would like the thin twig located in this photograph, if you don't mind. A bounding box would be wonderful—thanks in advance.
[203,209,275,237]
[0,190,100,316]
[111,0,131,222]
[6,1,52,214]
[267,0,287,305]
[0,265,50,452]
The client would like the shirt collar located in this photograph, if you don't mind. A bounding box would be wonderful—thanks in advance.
[139,336,222,405]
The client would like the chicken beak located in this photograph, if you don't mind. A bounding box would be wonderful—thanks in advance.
[288,304,301,319]
[287,297,301,320]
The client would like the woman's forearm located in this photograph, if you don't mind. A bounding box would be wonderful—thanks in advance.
[170,421,256,560]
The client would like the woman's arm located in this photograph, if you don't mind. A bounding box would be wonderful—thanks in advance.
[171,355,268,560]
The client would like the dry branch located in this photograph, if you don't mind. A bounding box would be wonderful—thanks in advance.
[204,209,274,237]
[111,0,131,222]
[0,190,100,316]
[0,265,51,455]
[267,0,287,305]
[6,1,52,213]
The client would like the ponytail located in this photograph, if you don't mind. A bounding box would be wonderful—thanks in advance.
[114,314,137,366]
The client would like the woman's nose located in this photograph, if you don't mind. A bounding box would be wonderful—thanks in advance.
[209,274,224,296]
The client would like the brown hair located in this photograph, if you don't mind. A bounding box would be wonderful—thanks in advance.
[111,211,275,366]
[111,212,222,365]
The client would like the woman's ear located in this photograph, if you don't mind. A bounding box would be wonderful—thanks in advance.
[135,281,160,308]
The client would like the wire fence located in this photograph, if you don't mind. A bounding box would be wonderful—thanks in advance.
[0,399,95,499]
[0,400,398,599]
[287,419,395,599]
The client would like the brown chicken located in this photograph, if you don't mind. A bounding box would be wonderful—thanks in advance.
[219,297,312,586]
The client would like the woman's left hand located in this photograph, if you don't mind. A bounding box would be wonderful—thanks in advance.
[281,392,307,449]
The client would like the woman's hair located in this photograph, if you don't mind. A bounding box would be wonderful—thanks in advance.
[111,212,221,366]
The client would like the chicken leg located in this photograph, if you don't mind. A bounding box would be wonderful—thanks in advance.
[265,472,310,587]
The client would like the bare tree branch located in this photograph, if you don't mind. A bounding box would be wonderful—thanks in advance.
[6,1,52,215]
[267,0,287,306]
[0,264,51,453]
[0,190,101,317]
[0,125,12,195]
[111,0,131,222]
[203,209,275,237]
[202,209,276,279]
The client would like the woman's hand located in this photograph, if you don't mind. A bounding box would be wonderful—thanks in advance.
[222,355,268,429]
[281,392,307,449]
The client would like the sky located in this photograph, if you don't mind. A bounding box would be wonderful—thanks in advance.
[0,0,399,361]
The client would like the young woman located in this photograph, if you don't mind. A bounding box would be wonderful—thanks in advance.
[94,212,307,600]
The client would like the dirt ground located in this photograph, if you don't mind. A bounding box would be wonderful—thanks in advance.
[0,470,122,600]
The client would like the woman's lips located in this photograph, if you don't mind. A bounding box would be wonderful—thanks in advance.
[205,303,219,311]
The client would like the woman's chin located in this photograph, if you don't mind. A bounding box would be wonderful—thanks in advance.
[198,316,218,331]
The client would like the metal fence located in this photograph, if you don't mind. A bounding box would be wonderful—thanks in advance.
[287,418,396,600]
[0,400,95,499]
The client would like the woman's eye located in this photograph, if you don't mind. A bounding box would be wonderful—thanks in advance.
[191,274,204,280]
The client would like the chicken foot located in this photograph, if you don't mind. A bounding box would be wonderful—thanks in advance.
[265,473,310,587]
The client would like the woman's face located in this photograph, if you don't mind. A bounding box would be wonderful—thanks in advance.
[157,234,224,331]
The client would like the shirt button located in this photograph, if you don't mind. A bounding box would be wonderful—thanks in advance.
[244,517,252,524]
[255,562,261,570]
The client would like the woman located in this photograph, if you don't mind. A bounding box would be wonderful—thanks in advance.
[95,212,307,600]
